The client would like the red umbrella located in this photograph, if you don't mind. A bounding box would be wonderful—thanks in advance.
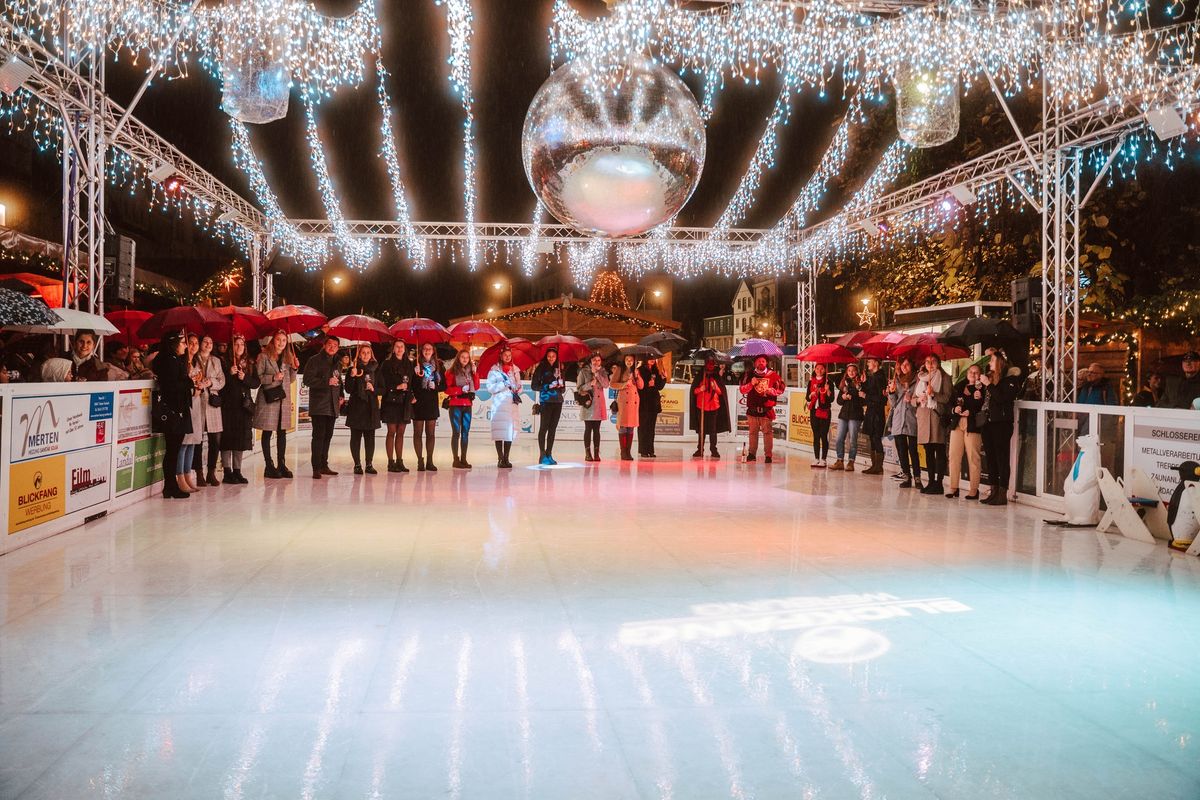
[859,331,909,359]
[137,306,223,340]
[389,317,451,345]
[209,305,272,342]
[104,309,153,346]
[796,343,859,363]
[834,330,878,351]
[327,314,394,343]
[447,319,505,347]
[891,333,971,363]
[478,337,539,376]
[265,304,327,335]
[535,334,591,362]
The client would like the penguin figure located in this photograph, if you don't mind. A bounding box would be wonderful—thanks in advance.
[1063,434,1102,526]
[1167,461,1200,552]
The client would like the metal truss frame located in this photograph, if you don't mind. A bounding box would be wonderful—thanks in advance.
[288,219,773,246]
[796,267,817,351]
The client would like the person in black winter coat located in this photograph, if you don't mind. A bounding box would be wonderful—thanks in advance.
[636,358,667,457]
[153,332,194,499]
[860,357,889,475]
[345,344,382,474]
[531,348,566,465]
[832,364,866,471]
[947,365,987,499]
[980,351,1022,505]
[219,334,258,485]
[378,340,415,472]
[411,343,446,471]
[1163,352,1200,410]
[303,335,344,479]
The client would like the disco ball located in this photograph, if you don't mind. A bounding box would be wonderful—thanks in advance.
[522,57,706,238]
[895,65,959,148]
[221,47,290,125]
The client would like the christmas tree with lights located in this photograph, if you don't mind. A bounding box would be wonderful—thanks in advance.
[589,270,630,310]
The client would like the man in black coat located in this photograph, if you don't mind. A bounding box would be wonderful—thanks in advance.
[303,335,343,479]
[636,358,666,457]
[1163,352,1200,410]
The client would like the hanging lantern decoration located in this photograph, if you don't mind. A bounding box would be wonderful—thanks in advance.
[522,56,706,238]
[220,26,291,125]
[895,65,959,148]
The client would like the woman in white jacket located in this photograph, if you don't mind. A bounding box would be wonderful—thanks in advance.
[487,346,523,469]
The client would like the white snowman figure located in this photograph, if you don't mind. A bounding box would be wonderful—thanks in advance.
[1063,433,1102,526]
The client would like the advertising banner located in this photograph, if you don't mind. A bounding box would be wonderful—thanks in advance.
[787,390,813,446]
[1131,417,1200,499]
[65,445,111,514]
[9,391,114,463]
[116,387,152,443]
[114,435,164,495]
[656,385,688,437]
[8,455,65,534]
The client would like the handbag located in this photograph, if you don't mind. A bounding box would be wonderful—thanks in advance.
[207,390,223,408]
[609,400,619,414]
[532,403,542,415]
[441,396,451,410]
[241,392,254,414]
[574,390,592,407]
[151,391,183,434]
[262,384,285,403]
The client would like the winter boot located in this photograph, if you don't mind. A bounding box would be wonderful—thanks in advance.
[829,459,844,471]
[501,441,513,468]
[206,469,220,487]
[496,441,505,467]
[863,451,884,475]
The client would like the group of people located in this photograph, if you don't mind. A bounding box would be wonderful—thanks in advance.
[805,350,1022,504]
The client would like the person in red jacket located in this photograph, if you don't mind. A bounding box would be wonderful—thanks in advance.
[445,349,479,469]
[806,363,833,468]
[739,356,785,463]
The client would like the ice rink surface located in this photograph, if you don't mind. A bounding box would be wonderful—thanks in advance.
[1,439,1198,799]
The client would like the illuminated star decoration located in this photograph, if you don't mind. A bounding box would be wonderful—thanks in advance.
[857,308,877,328]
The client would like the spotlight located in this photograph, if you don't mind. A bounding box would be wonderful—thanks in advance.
[949,184,977,204]
[149,162,177,183]
[1146,106,1187,140]
[162,174,184,193]
[0,55,34,96]
[857,219,884,237]
[216,208,237,223]
[939,197,955,212]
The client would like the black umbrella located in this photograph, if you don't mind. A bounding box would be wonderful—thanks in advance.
[583,337,618,360]
[938,317,1026,349]
[615,344,664,361]
[0,288,57,328]
[689,347,732,364]
[638,331,688,353]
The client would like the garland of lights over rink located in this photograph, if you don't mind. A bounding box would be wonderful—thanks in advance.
[1,0,1199,287]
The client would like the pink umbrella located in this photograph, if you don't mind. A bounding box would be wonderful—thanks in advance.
[834,330,878,351]
[891,333,971,363]
[389,317,451,346]
[796,343,859,363]
[327,314,394,343]
[105,309,153,346]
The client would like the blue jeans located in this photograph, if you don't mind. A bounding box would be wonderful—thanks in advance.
[177,444,195,474]
[450,406,471,457]
[835,419,861,461]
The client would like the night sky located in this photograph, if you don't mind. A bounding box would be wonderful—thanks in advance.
[94,0,855,326]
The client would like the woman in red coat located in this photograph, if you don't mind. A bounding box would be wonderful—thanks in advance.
[445,349,479,469]
[806,363,833,468]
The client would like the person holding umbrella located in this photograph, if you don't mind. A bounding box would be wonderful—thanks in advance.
[637,356,667,458]
[446,348,479,469]
[531,347,566,465]
[379,339,415,473]
[345,344,381,475]
[914,354,953,495]
[831,363,865,471]
[690,358,730,459]
[153,331,193,499]
[253,330,299,479]
[806,364,833,468]
[219,334,256,485]
[980,350,1023,505]
[861,356,889,475]
[412,342,445,471]
[887,357,921,488]
[487,344,523,468]
[303,335,344,479]
[192,335,226,487]
[577,352,610,462]
[611,353,645,461]
[739,355,784,463]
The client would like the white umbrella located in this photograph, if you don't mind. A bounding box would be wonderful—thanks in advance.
[5,306,120,335]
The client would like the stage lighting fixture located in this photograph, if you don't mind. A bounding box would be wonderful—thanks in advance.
[1146,107,1187,140]
[216,208,237,223]
[949,184,977,204]
[0,55,34,96]
[857,219,884,237]
[149,163,177,183]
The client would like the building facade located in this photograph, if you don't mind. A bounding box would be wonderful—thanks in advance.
[702,314,734,352]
